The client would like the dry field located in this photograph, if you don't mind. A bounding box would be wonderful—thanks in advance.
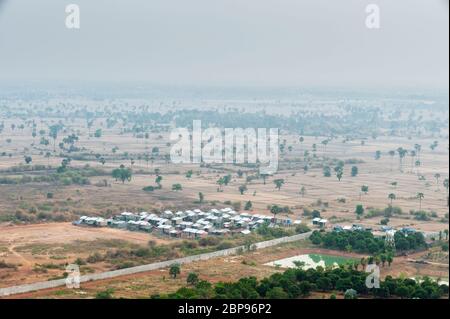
[0,111,449,292]
[0,222,178,288]
[5,240,448,299]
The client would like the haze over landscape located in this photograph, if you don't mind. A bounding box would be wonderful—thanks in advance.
[0,0,448,302]
[0,0,448,89]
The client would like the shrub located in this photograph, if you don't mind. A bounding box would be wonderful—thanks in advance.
[143,186,155,192]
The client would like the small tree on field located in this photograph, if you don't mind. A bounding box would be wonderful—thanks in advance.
[375,150,381,160]
[355,204,364,218]
[434,173,441,189]
[172,184,182,191]
[112,165,132,183]
[169,264,181,279]
[387,193,396,215]
[417,192,424,210]
[155,175,163,188]
[239,185,248,195]
[198,192,204,204]
[336,169,343,181]
[360,185,369,200]
[24,155,32,165]
[274,179,285,191]
[187,272,199,286]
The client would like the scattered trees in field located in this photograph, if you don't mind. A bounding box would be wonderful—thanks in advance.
[112,165,132,183]
[153,263,447,299]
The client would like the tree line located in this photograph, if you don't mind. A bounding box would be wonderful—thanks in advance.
[309,230,427,254]
[151,265,448,299]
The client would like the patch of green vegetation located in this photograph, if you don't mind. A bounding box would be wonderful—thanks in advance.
[154,265,448,300]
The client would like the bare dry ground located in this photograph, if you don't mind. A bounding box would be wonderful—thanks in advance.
[0,223,177,287]
[5,241,448,299]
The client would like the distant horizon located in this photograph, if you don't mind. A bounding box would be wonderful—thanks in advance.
[1,80,448,94]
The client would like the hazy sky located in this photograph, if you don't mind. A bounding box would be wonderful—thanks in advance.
[0,0,448,89]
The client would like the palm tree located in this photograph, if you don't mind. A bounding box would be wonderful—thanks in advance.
[49,124,61,152]
[321,139,329,153]
[434,173,441,189]
[415,160,421,176]
[417,192,424,210]
[414,144,421,161]
[388,193,396,206]
[397,147,408,172]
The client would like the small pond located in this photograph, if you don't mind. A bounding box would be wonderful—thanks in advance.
[265,253,357,270]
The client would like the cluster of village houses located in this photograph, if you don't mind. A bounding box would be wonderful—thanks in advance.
[333,224,418,235]
[74,208,303,239]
